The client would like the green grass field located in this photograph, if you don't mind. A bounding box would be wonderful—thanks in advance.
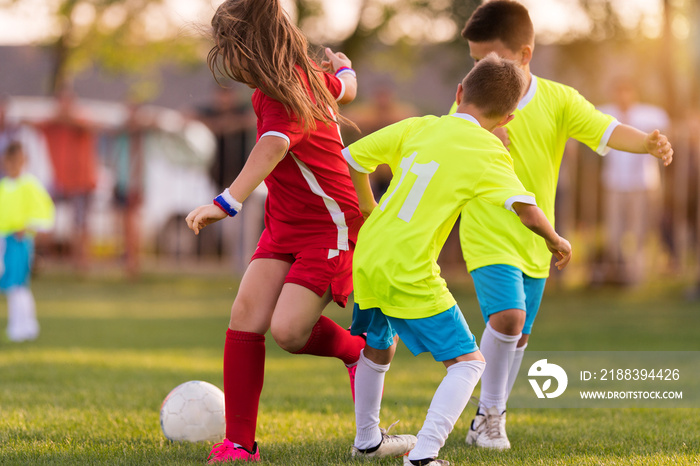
[1,272,699,465]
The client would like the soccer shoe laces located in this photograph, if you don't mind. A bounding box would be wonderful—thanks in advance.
[352,418,417,459]
[207,441,227,461]
[483,409,506,439]
[382,419,402,436]
[207,439,258,463]
[467,395,485,416]
[354,420,409,455]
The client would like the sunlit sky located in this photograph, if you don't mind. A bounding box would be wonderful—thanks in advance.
[0,0,670,46]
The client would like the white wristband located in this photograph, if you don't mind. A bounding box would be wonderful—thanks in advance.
[213,189,243,217]
[335,67,357,79]
[221,189,242,212]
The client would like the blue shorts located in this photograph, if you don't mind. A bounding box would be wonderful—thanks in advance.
[470,264,546,335]
[0,235,34,292]
[351,303,479,362]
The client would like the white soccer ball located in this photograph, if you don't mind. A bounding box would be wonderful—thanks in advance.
[160,380,226,442]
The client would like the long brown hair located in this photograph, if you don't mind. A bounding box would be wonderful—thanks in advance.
[208,0,342,133]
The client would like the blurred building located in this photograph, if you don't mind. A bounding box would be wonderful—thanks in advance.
[1,43,697,285]
[0,46,215,111]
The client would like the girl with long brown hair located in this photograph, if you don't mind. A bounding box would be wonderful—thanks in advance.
[186,0,369,462]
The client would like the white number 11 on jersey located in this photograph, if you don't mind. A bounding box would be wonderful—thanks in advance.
[379,152,439,223]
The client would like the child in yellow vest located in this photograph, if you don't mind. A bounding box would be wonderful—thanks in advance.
[0,142,55,342]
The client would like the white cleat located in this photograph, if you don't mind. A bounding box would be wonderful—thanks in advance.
[403,456,450,466]
[351,422,417,458]
[465,406,511,450]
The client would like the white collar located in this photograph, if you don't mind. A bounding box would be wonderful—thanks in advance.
[1,175,22,188]
[450,112,481,127]
[518,74,537,110]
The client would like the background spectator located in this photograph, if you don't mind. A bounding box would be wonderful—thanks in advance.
[106,102,149,278]
[195,85,263,275]
[597,76,671,286]
[36,88,98,271]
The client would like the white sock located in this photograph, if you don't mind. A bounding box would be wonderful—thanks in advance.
[478,322,521,413]
[409,360,486,461]
[6,286,39,342]
[506,342,527,400]
[354,350,390,450]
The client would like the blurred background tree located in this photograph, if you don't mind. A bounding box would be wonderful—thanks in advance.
[292,0,480,60]
[546,0,699,118]
[5,0,203,96]
[8,0,698,112]
[286,0,699,117]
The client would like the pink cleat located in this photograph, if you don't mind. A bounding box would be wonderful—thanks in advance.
[208,439,260,463]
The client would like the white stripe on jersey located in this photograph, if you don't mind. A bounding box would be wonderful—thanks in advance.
[597,120,620,156]
[290,153,350,251]
[260,131,291,148]
[336,79,346,103]
[504,194,537,213]
[341,147,371,173]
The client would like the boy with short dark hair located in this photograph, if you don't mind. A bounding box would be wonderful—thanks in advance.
[455,0,673,450]
[344,53,572,466]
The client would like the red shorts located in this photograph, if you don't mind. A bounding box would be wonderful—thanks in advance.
[251,235,354,308]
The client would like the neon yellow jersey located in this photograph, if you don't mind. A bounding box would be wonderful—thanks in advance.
[452,75,618,277]
[0,174,55,235]
[343,114,535,319]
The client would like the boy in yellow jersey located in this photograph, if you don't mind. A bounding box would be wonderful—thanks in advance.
[0,142,55,342]
[454,1,674,450]
[343,54,572,466]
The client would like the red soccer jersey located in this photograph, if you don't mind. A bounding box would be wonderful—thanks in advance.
[252,69,362,253]
[40,120,97,196]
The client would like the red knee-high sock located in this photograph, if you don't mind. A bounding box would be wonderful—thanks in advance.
[223,329,265,451]
[293,315,365,365]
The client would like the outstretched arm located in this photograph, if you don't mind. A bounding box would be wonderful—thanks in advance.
[607,124,673,166]
[186,136,288,235]
[512,202,572,270]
